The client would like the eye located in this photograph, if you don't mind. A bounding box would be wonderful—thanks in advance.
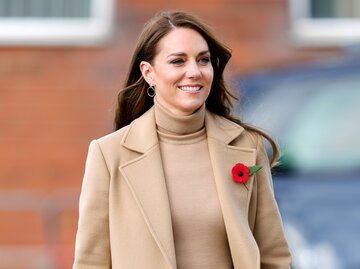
[199,56,210,64]
[170,58,185,65]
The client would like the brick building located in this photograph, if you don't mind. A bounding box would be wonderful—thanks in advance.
[0,0,343,268]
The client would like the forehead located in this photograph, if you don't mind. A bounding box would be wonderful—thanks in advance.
[156,27,209,56]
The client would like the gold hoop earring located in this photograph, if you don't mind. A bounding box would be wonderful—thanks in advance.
[147,85,155,97]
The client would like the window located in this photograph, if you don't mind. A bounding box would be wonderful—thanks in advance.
[0,0,114,46]
[290,0,360,46]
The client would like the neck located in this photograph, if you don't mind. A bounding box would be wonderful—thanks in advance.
[154,98,205,135]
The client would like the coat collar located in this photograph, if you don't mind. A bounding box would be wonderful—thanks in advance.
[121,106,245,152]
[120,107,159,154]
[119,106,259,269]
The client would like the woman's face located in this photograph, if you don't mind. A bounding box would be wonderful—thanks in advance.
[142,27,214,116]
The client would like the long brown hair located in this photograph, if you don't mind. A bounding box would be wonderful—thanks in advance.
[114,10,279,166]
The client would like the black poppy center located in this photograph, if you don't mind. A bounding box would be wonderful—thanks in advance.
[238,171,244,177]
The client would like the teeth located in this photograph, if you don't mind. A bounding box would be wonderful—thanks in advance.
[179,86,201,91]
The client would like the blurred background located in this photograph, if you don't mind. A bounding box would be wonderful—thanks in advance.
[0,0,359,268]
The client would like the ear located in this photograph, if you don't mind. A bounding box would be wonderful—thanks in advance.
[140,61,155,85]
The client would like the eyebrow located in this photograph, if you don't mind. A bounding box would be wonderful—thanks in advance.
[166,50,210,58]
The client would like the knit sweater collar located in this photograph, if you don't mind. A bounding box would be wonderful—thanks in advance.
[154,98,205,135]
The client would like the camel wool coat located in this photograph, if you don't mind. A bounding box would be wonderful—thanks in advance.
[73,106,292,269]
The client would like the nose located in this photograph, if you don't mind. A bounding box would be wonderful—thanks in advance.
[186,61,201,79]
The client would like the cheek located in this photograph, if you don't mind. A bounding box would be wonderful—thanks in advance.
[203,64,214,77]
[156,70,183,86]
[204,68,214,84]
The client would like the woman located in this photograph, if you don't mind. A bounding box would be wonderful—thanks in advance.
[73,11,291,269]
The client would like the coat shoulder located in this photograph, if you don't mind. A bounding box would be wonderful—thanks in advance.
[224,121,261,149]
[87,125,133,171]
[205,110,261,149]
[237,128,261,148]
[96,125,130,150]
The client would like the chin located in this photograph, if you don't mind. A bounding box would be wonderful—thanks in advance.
[178,103,203,115]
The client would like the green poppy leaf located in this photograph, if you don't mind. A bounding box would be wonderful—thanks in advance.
[249,165,262,176]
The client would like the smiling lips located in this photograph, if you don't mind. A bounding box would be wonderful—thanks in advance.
[179,86,202,92]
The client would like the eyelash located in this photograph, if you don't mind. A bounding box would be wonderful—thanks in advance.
[170,59,185,65]
[170,57,211,65]
[199,57,210,64]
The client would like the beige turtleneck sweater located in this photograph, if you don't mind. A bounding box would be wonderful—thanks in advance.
[154,99,233,269]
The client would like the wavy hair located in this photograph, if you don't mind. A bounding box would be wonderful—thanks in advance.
[114,10,279,166]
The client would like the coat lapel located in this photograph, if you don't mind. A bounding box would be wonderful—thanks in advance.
[118,107,261,269]
[205,112,260,269]
[118,108,176,269]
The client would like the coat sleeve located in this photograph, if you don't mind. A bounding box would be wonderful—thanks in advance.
[73,140,111,269]
[253,136,292,269]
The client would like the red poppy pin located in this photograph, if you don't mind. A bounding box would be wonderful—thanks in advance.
[231,163,262,190]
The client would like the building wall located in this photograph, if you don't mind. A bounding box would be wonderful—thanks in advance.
[0,0,342,268]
